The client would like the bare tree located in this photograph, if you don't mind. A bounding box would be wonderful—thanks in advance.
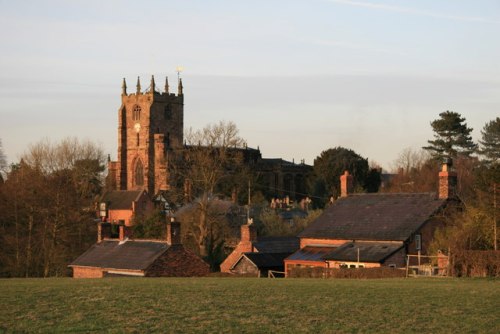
[171,121,247,263]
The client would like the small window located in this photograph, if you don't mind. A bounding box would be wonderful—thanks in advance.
[388,264,397,268]
[133,105,141,120]
[415,234,422,251]
[164,104,172,120]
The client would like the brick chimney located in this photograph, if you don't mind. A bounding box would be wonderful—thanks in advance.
[438,159,457,199]
[340,170,353,197]
[167,217,181,245]
[240,220,257,243]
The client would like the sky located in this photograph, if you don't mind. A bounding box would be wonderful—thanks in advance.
[0,0,499,171]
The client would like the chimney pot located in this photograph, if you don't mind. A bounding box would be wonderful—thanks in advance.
[340,170,354,197]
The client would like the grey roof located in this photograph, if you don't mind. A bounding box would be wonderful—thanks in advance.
[101,190,145,210]
[236,252,291,269]
[324,241,403,263]
[252,237,300,253]
[299,193,446,241]
[69,240,169,271]
[286,246,336,262]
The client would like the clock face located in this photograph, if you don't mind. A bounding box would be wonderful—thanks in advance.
[134,123,141,133]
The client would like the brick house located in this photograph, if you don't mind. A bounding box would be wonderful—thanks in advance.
[69,220,209,278]
[220,222,299,276]
[99,190,153,226]
[284,161,458,276]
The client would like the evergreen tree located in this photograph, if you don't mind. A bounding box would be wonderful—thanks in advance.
[309,147,379,207]
[479,117,500,165]
[423,111,477,160]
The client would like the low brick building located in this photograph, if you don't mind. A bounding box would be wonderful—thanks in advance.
[69,220,209,278]
[99,190,153,226]
[284,161,459,275]
[220,222,299,276]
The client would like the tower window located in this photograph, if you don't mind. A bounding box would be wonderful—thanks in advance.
[136,133,139,146]
[134,159,144,186]
[133,105,141,120]
[164,104,172,120]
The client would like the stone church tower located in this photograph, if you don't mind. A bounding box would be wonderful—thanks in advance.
[107,75,184,195]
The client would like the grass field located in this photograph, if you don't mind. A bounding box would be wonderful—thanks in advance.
[0,277,498,333]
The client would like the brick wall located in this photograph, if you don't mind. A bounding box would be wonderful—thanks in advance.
[72,266,104,278]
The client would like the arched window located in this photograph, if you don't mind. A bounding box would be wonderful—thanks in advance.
[164,104,172,120]
[133,105,141,120]
[134,159,144,186]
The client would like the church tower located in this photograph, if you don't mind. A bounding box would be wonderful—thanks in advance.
[108,75,184,195]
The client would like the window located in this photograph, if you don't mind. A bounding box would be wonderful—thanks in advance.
[164,104,172,120]
[134,159,144,186]
[133,105,141,120]
[415,234,422,251]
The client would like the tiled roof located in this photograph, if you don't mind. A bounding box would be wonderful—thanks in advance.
[101,190,145,210]
[237,252,291,269]
[286,246,337,262]
[324,241,403,263]
[299,193,446,241]
[252,236,300,253]
[69,240,168,270]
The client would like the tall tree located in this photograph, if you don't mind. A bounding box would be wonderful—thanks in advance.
[423,111,477,160]
[479,117,500,165]
[0,137,105,277]
[309,147,378,207]
[171,121,247,262]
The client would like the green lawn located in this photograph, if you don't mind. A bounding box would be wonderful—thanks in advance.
[0,277,498,333]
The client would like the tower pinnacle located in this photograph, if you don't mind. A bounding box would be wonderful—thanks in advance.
[178,78,183,96]
[121,78,127,95]
[150,75,156,93]
[136,76,141,95]
[165,76,169,94]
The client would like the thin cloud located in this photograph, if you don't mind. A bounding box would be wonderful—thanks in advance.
[314,39,408,56]
[327,0,499,23]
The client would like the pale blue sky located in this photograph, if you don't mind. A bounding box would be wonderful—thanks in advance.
[0,0,499,170]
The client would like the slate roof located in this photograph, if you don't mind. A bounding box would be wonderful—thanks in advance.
[101,190,145,210]
[252,236,300,254]
[235,252,291,269]
[299,193,446,241]
[286,246,337,262]
[69,240,169,271]
[324,241,403,263]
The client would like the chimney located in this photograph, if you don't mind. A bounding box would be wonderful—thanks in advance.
[439,159,457,199]
[340,170,353,197]
[167,217,181,245]
[240,220,257,243]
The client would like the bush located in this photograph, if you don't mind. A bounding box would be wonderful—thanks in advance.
[451,250,500,277]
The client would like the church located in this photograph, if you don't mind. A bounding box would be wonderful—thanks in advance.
[105,74,312,204]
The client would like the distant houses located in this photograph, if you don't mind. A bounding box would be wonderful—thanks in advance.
[220,161,458,277]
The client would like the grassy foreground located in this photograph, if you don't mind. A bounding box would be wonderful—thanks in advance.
[0,277,498,333]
